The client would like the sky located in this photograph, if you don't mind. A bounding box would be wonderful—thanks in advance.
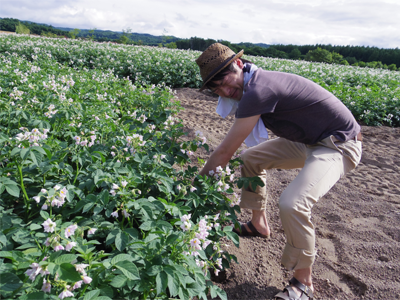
[1,0,400,49]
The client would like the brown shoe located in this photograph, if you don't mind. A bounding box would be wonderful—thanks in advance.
[232,221,270,239]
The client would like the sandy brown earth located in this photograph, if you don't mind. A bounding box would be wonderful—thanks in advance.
[174,88,400,300]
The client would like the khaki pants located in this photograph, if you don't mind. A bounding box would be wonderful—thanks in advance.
[240,136,362,270]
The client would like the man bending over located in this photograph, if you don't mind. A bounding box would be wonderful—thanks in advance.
[195,43,362,300]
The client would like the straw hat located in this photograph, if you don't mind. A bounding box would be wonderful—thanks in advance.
[195,43,244,91]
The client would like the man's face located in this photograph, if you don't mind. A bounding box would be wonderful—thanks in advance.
[211,59,244,101]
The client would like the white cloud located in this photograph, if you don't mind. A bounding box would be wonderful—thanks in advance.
[1,0,399,48]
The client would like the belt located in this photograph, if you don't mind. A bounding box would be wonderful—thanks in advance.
[332,132,362,143]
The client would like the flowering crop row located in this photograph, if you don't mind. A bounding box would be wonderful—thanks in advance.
[0,43,250,299]
[1,34,399,126]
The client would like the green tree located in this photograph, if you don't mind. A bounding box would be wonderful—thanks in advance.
[15,22,30,34]
[332,52,344,64]
[289,48,301,60]
[305,47,332,63]
[118,27,132,44]
[88,28,97,41]
[69,28,80,39]
[388,64,397,71]
[165,42,177,49]
[345,56,357,65]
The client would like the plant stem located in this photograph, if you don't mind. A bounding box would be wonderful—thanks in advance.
[17,164,31,219]
[73,161,80,185]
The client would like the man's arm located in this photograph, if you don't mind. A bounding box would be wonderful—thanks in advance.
[199,114,261,176]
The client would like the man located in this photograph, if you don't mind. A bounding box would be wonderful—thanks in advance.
[195,43,362,300]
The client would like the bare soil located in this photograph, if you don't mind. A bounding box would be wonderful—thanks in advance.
[174,87,400,300]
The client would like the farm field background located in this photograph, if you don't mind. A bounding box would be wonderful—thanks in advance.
[1,34,400,299]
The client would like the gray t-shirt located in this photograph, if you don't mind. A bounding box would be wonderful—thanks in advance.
[236,69,360,145]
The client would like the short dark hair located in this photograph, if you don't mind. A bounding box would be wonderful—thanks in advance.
[205,58,253,91]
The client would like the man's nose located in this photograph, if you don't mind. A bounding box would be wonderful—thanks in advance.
[219,86,230,97]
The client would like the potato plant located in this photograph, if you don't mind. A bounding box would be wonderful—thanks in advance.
[0,48,248,300]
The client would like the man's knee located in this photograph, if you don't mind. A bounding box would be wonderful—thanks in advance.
[240,148,253,165]
[279,196,297,218]
[279,191,306,219]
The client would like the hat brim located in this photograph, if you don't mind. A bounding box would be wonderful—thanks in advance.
[199,50,244,91]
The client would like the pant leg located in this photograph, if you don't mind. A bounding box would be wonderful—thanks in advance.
[280,137,362,270]
[240,137,307,210]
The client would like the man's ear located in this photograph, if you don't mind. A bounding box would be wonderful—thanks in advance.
[235,58,244,69]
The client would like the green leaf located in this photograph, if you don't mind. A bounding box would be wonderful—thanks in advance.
[115,261,140,280]
[111,254,134,265]
[160,177,174,193]
[167,274,178,297]
[5,183,20,198]
[83,289,101,300]
[166,233,180,245]
[216,286,228,300]
[82,202,96,213]
[40,210,50,220]
[47,262,59,275]
[0,215,13,230]
[156,220,173,231]
[19,292,46,300]
[125,228,138,239]
[146,265,163,276]
[226,231,240,247]
[223,226,232,232]
[20,148,30,160]
[0,272,22,292]
[30,150,39,166]
[179,286,190,300]
[10,147,21,157]
[29,223,42,231]
[110,275,127,288]
[99,286,114,298]
[106,229,119,245]
[55,254,77,264]
[156,271,168,295]
[31,146,47,155]
[93,205,103,216]
[58,263,82,282]
[115,231,129,251]
[0,251,15,261]
[139,221,156,231]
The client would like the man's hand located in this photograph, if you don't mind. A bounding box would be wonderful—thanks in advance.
[199,114,261,176]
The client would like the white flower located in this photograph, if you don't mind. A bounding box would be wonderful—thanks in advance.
[190,238,201,250]
[42,218,56,233]
[65,224,78,238]
[65,241,77,252]
[59,289,74,299]
[41,278,51,293]
[122,210,131,218]
[87,228,97,235]
[75,264,89,274]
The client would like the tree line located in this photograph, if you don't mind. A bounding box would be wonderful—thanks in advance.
[1,18,399,70]
[176,38,400,71]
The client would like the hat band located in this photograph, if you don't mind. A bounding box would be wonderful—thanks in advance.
[203,53,236,85]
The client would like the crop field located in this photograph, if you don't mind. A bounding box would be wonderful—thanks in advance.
[0,34,399,300]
